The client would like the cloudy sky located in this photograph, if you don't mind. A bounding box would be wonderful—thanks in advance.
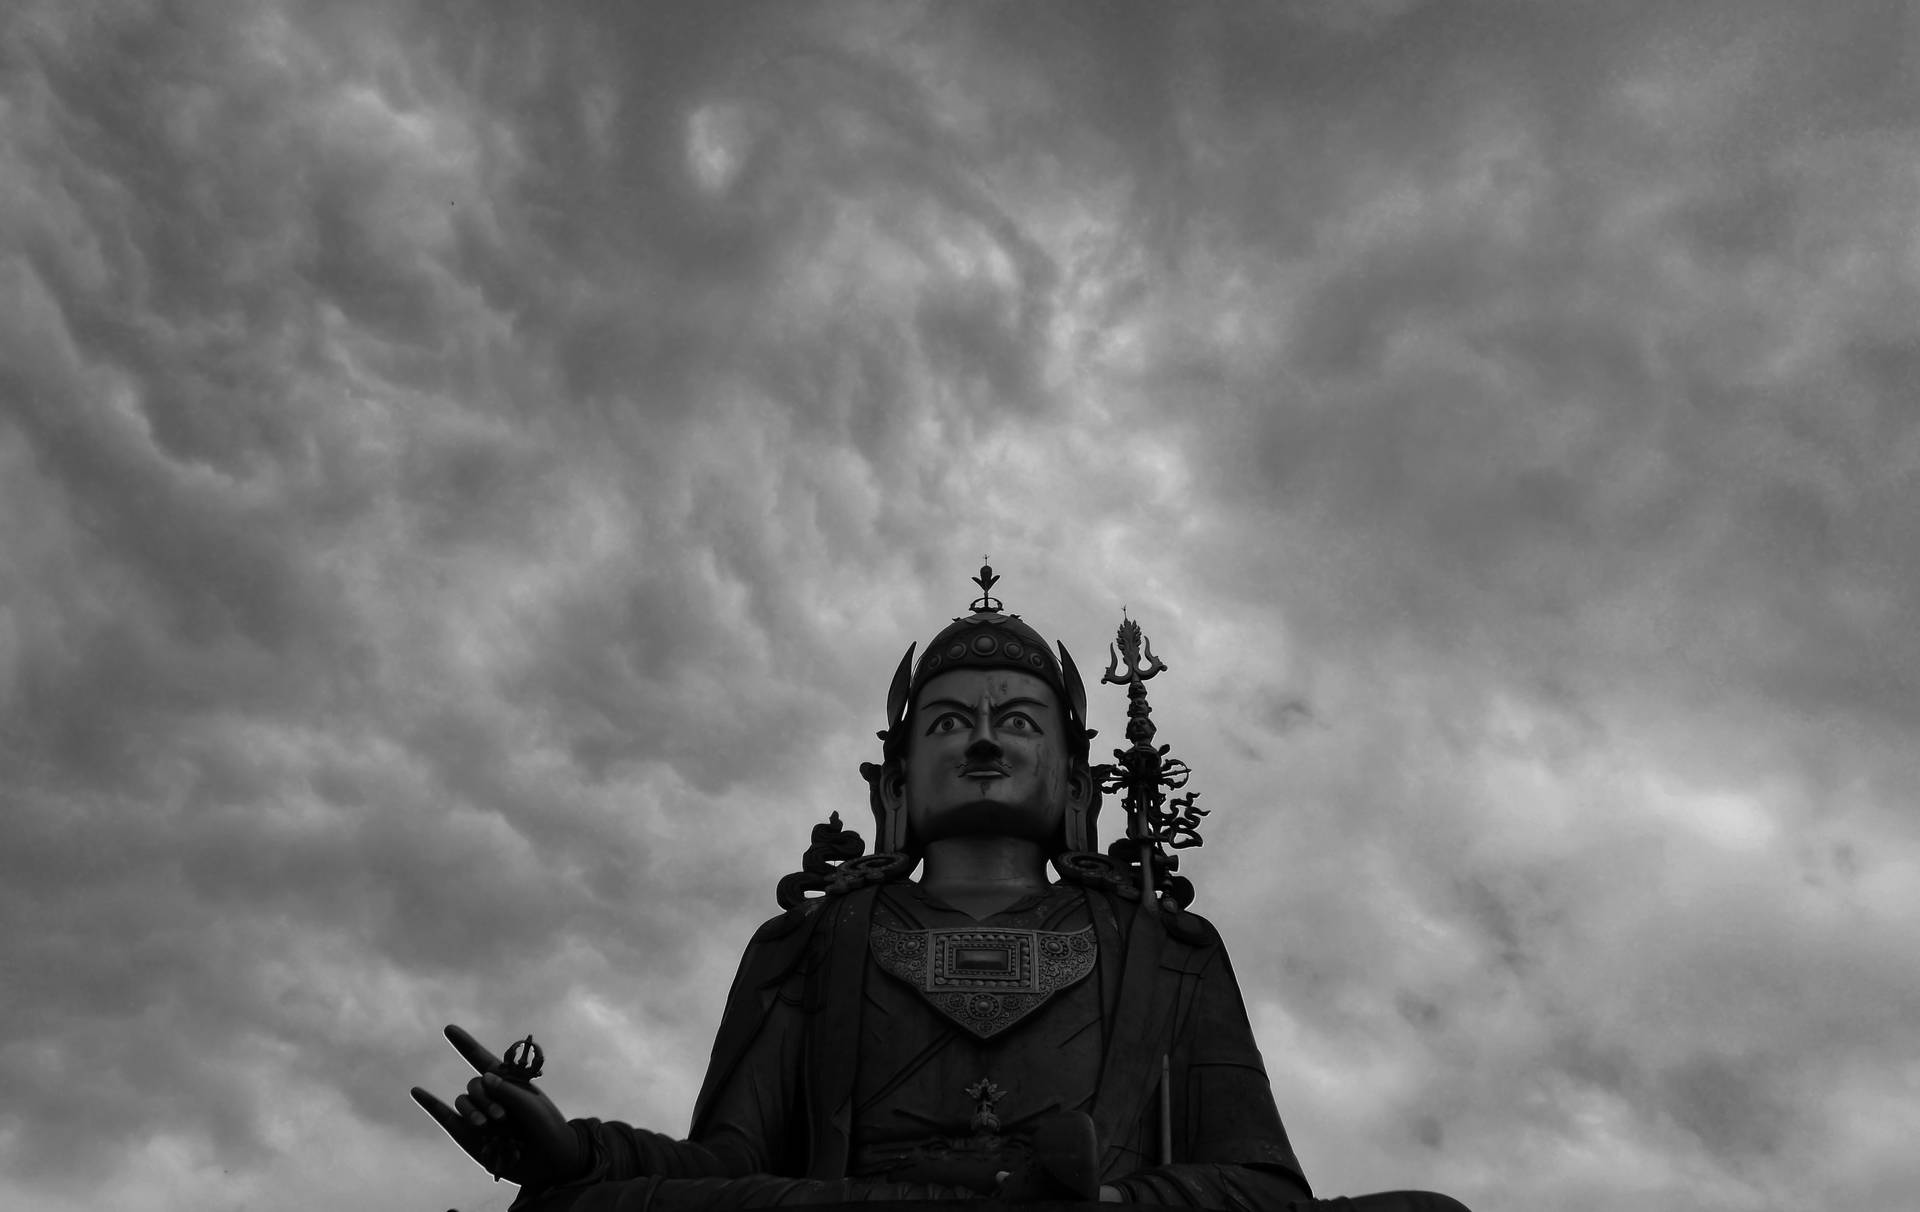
[3,2,1918,1210]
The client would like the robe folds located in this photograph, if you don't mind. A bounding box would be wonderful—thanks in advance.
[512,880,1319,1211]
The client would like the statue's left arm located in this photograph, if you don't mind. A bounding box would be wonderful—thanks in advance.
[1104,915,1315,1208]
[503,908,818,1211]
[509,896,981,1211]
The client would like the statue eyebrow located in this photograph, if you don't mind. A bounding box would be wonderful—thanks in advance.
[990,698,1048,713]
[918,697,1049,715]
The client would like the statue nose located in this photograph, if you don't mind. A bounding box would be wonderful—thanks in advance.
[960,695,1006,764]
[966,709,1002,762]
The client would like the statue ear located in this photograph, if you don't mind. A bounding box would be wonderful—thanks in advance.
[879,764,909,852]
[1066,763,1092,806]
[1064,762,1096,853]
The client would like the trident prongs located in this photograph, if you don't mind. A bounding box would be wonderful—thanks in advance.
[1102,616,1168,686]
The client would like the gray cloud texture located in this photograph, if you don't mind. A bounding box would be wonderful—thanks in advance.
[3,3,1917,1210]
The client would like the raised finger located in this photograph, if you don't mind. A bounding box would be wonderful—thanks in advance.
[480,1072,548,1120]
[444,1023,503,1076]
[411,1087,475,1141]
[455,1093,491,1126]
[467,1075,505,1119]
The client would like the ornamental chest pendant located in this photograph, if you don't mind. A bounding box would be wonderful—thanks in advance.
[869,924,1097,1040]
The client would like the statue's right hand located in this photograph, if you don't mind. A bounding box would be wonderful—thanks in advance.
[411,1024,587,1188]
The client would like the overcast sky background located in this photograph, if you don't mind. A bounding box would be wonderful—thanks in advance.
[3,3,1918,1210]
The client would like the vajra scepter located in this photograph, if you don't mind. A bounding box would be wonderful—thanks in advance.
[1099,614,1209,910]
[476,1035,544,1181]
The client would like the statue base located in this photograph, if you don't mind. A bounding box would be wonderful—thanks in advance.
[792,1206,1177,1212]
[780,1198,1465,1212]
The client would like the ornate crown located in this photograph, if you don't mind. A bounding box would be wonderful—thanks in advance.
[884,562,1089,733]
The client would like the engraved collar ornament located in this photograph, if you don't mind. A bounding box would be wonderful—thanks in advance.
[870,923,1097,1040]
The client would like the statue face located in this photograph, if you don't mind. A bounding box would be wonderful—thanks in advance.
[894,668,1085,849]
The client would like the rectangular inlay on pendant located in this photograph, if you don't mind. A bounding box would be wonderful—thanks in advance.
[924,931,1038,990]
[954,946,1013,974]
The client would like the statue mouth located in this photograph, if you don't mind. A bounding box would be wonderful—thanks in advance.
[960,765,1011,780]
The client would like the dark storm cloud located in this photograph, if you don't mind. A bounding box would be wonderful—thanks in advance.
[4,2,1918,1210]
[940,6,1920,1205]
[1112,0,1920,728]
[0,3,1078,1199]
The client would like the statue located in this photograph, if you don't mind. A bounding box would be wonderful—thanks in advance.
[415,567,1471,1212]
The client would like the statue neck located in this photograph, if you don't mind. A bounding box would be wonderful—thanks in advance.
[917,836,1052,920]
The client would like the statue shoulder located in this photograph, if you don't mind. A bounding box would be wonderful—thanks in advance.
[1163,903,1224,949]
[746,871,906,948]
[775,812,914,909]
[1068,876,1223,951]
[748,897,828,944]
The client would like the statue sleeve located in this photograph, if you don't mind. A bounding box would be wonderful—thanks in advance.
[508,912,819,1210]
[602,910,817,1176]
[1105,918,1314,1207]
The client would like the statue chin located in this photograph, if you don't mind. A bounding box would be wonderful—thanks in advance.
[910,802,1064,847]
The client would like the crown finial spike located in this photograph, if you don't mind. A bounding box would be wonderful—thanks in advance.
[969,558,1002,614]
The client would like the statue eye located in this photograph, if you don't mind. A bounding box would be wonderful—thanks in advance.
[999,712,1039,733]
[926,713,968,735]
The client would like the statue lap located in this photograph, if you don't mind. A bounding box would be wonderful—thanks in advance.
[516,1190,1470,1211]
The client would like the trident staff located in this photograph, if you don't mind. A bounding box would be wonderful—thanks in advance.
[1099,614,1209,910]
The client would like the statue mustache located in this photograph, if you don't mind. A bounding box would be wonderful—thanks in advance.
[956,758,1013,776]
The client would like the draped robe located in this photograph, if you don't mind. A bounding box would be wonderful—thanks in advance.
[510,879,1461,1212]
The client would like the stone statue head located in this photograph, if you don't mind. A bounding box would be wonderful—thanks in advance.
[861,568,1099,857]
